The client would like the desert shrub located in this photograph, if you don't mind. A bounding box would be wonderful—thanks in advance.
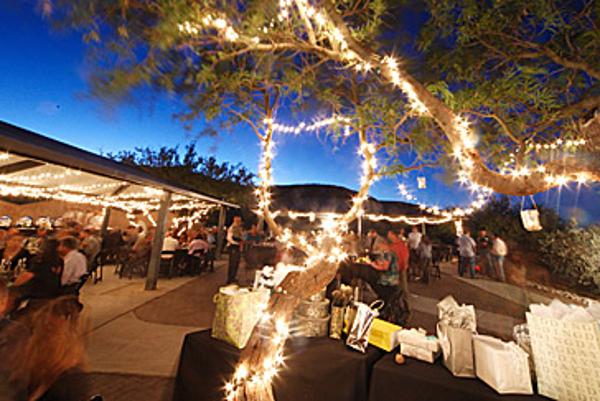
[538,225,600,294]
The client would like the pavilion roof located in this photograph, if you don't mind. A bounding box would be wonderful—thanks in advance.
[0,120,239,212]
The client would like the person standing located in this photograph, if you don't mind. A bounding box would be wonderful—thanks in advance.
[226,216,244,284]
[491,233,508,282]
[457,230,477,278]
[365,229,384,255]
[477,229,494,278]
[371,240,401,302]
[387,231,409,295]
[407,226,422,279]
[418,236,433,284]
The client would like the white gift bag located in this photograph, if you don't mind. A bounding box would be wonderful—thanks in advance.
[473,335,533,395]
[436,322,475,378]
[527,310,600,400]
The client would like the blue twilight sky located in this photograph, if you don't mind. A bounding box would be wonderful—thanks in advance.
[1,2,599,223]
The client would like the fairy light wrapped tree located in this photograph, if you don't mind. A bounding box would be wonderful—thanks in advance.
[44,1,600,399]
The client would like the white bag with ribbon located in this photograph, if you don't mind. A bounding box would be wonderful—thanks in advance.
[346,300,384,353]
[520,196,542,231]
[527,299,600,400]
[436,295,477,377]
[473,335,533,394]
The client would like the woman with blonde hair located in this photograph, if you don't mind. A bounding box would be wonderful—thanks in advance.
[7,296,88,401]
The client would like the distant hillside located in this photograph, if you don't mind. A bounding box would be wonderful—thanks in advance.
[271,184,423,216]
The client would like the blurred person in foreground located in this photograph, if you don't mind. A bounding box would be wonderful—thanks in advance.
[5,296,88,401]
[1,277,28,401]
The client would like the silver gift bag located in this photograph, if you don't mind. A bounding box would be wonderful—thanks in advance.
[346,300,384,353]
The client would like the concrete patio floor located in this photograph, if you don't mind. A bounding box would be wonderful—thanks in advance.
[79,261,228,401]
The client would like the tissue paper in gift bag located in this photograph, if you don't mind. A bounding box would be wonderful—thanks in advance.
[368,318,402,352]
[211,286,270,349]
[526,300,600,400]
[436,322,475,378]
[473,335,533,395]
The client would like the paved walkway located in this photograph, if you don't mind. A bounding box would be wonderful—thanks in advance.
[78,261,228,401]
[438,260,552,307]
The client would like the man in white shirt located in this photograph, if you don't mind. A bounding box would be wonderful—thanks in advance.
[162,232,180,260]
[457,231,477,278]
[226,216,244,284]
[407,226,422,278]
[58,236,87,286]
[491,233,508,282]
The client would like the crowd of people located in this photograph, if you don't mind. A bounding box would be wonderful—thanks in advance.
[0,223,102,316]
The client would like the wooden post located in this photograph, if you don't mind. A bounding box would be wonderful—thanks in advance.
[357,214,363,238]
[216,205,226,258]
[421,222,426,235]
[145,191,172,291]
[100,207,112,239]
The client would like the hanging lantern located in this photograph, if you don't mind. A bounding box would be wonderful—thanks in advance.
[520,196,543,232]
[417,176,427,189]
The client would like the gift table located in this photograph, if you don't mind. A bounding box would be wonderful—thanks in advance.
[173,330,383,401]
[243,244,278,270]
[368,354,550,401]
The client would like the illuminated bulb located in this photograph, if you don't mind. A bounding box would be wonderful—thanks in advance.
[236,364,248,380]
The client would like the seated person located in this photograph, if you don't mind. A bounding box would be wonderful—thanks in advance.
[162,231,180,259]
[79,228,101,265]
[57,237,87,287]
[3,228,29,271]
[188,234,210,256]
[13,238,62,301]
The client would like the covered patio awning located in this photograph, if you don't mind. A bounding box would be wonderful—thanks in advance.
[0,120,239,290]
[0,120,238,212]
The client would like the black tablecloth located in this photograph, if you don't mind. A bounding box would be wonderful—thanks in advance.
[173,330,382,401]
[243,245,278,270]
[368,354,550,401]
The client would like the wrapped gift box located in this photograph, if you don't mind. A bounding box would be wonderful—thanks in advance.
[397,328,440,353]
[400,343,440,364]
[368,318,402,352]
